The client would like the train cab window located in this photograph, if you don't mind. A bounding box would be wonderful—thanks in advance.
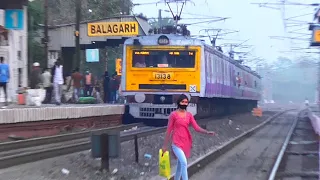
[133,55,147,67]
[132,50,195,68]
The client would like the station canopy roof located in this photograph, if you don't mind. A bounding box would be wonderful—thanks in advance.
[0,0,28,9]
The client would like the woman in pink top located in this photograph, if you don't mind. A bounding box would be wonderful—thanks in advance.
[162,94,216,180]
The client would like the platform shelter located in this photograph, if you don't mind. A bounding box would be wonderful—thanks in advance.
[47,15,151,74]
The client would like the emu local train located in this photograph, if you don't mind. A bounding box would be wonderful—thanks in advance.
[121,34,262,120]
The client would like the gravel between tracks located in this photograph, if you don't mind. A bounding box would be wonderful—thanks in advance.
[0,112,276,180]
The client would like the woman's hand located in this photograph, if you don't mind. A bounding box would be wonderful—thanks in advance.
[207,131,217,136]
[162,146,167,153]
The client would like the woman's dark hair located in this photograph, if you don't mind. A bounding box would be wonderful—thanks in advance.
[176,94,189,106]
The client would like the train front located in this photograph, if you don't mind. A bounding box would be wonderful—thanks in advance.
[121,34,202,119]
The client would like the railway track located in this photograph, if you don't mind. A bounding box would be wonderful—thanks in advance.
[185,109,319,180]
[268,110,318,180]
[153,109,305,180]
[0,123,144,152]
[0,111,277,170]
[0,123,168,169]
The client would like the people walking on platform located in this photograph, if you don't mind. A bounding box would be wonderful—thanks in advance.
[103,71,110,103]
[30,62,42,89]
[52,59,64,105]
[84,70,94,97]
[41,68,52,103]
[70,68,83,102]
[162,94,216,180]
[0,57,9,107]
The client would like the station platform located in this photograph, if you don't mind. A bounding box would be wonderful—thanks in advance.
[0,104,125,141]
[0,104,124,124]
[307,106,320,135]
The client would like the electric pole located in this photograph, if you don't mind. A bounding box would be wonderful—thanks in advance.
[158,9,162,32]
[43,0,48,68]
[74,0,81,69]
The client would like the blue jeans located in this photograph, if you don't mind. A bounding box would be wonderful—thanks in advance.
[73,88,80,102]
[109,91,116,103]
[172,144,188,180]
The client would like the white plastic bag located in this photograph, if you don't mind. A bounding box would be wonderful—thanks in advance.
[26,89,46,106]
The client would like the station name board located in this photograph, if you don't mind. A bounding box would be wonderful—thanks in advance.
[88,22,139,37]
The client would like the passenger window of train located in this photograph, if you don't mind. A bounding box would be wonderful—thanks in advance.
[132,50,195,68]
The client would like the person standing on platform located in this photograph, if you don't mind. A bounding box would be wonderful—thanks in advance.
[52,59,64,105]
[109,72,119,103]
[0,57,9,107]
[41,68,52,103]
[103,71,110,103]
[84,70,94,97]
[70,68,83,102]
[30,62,42,89]
[162,94,216,180]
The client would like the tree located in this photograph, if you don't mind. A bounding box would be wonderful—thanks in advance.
[46,0,133,25]
[28,0,45,72]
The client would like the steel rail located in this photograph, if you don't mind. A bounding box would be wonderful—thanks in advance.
[267,113,299,180]
[0,126,166,169]
[0,123,144,152]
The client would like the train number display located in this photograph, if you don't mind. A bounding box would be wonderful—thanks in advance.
[153,72,174,80]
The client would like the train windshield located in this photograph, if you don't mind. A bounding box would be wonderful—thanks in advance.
[132,50,195,68]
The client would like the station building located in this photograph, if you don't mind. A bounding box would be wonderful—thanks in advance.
[0,0,28,102]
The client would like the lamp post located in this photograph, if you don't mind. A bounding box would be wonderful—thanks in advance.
[74,0,81,70]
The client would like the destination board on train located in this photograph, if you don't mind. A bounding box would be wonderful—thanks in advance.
[133,50,195,56]
[88,22,139,37]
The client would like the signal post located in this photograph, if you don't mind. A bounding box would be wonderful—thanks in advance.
[310,8,320,106]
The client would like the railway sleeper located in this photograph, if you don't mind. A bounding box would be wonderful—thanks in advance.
[285,151,318,156]
[289,140,318,145]
[294,127,314,131]
[276,171,319,178]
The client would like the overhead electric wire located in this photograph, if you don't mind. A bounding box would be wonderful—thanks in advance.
[147,17,223,20]
[133,1,161,6]
[185,18,229,25]
[251,2,319,6]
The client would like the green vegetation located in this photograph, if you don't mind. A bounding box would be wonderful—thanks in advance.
[28,0,44,72]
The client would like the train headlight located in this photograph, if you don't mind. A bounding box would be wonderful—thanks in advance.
[134,93,146,103]
[160,96,166,102]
